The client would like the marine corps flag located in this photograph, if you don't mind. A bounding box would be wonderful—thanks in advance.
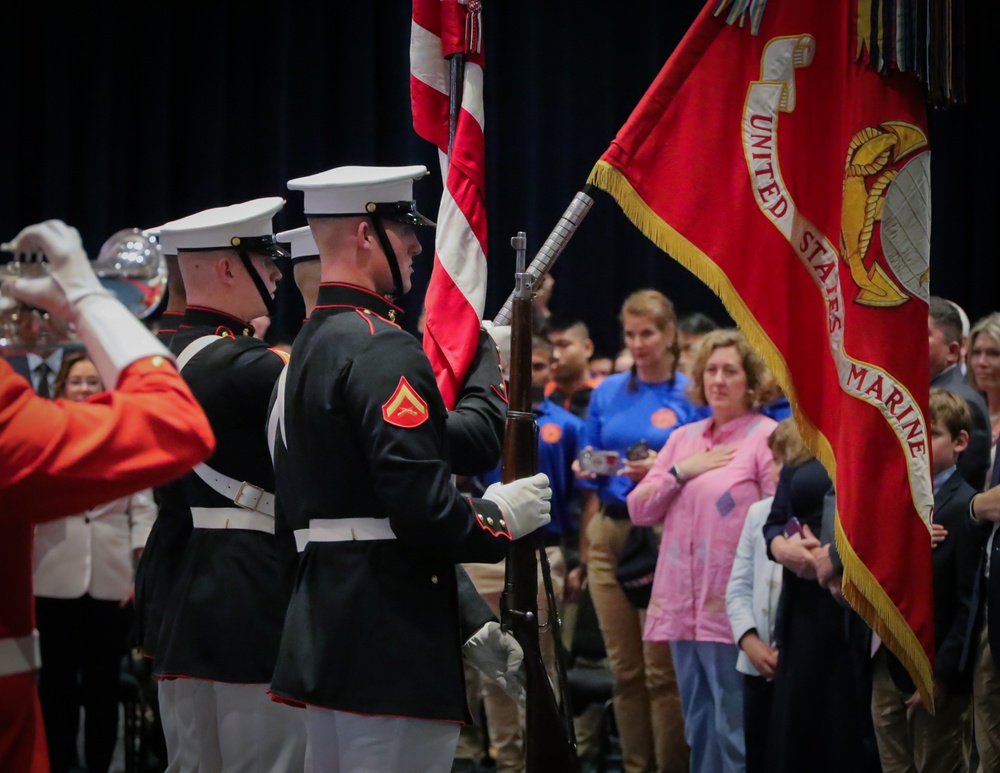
[589,0,936,702]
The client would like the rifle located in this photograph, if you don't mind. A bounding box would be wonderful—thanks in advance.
[493,185,596,326]
[500,232,580,772]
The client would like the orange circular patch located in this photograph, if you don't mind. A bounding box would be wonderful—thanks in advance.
[650,408,678,429]
[539,423,563,444]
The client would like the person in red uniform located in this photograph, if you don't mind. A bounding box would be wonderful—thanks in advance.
[0,220,215,772]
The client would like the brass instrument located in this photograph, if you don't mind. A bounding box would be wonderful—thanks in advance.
[1,227,166,354]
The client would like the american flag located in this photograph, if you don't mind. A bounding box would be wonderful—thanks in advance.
[410,0,488,409]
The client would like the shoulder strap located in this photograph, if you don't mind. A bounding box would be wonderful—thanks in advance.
[176,332,275,516]
[267,364,290,465]
[176,334,223,372]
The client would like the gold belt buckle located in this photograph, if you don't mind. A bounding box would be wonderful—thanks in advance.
[234,481,264,510]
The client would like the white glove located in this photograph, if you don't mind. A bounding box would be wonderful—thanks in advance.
[462,621,525,702]
[482,320,511,368]
[482,472,552,539]
[1,220,171,387]
[2,220,110,317]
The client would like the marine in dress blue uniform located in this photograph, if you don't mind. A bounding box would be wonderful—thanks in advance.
[147,199,308,772]
[269,166,552,773]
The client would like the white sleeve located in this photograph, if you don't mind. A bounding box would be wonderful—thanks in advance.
[127,488,158,551]
[72,293,173,389]
[726,501,763,646]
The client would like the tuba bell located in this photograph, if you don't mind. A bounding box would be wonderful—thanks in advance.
[0,226,168,355]
[92,228,168,319]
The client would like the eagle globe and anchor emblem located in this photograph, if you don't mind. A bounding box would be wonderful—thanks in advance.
[745,32,931,311]
[841,121,931,308]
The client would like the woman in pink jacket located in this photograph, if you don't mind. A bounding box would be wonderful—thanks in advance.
[627,329,777,773]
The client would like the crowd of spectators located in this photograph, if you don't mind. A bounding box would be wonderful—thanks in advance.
[14,262,1000,773]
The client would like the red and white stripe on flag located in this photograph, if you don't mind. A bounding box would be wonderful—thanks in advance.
[411,0,488,409]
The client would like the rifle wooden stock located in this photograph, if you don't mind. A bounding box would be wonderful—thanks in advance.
[501,288,579,772]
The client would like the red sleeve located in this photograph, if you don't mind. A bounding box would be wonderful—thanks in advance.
[0,355,215,523]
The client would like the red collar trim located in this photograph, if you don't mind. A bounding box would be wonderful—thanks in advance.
[317,282,403,314]
[184,305,249,328]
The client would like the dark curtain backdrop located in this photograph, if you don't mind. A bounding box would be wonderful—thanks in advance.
[2,2,996,358]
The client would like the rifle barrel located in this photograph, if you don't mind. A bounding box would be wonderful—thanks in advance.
[493,186,596,326]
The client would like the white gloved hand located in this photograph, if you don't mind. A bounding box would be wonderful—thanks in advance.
[2,219,170,387]
[463,621,525,702]
[482,320,511,368]
[1,220,109,320]
[482,472,552,539]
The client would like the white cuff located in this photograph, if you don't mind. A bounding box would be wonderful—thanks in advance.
[72,294,173,387]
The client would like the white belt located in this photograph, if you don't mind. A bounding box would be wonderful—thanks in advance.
[192,463,275,516]
[296,518,396,551]
[0,632,41,677]
[191,507,275,535]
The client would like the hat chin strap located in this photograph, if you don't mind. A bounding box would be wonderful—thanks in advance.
[235,249,277,318]
[370,217,405,299]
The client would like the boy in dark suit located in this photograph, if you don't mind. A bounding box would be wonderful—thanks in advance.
[870,389,980,771]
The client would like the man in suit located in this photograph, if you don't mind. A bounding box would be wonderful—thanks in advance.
[969,434,1000,770]
[929,296,991,489]
[6,349,61,397]
[870,390,981,771]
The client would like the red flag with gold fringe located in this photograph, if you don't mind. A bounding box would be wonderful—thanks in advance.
[589,0,936,703]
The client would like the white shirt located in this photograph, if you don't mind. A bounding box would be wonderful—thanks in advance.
[25,349,63,395]
[726,496,782,677]
[33,490,156,600]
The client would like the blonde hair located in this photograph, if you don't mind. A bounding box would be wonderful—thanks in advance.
[620,289,679,392]
[767,418,813,466]
[929,388,972,439]
[686,328,773,410]
[967,312,1000,393]
[620,289,677,333]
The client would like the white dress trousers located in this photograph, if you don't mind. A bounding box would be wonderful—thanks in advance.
[305,705,460,773]
[164,679,308,773]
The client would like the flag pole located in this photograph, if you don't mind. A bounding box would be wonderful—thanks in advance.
[492,184,596,326]
[447,54,464,158]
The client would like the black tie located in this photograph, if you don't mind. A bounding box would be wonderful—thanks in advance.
[35,362,51,398]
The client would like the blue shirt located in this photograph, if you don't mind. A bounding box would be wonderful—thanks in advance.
[536,400,585,537]
[480,399,585,538]
[582,370,706,505]
[933,465,956,495]
[761,396,792,422]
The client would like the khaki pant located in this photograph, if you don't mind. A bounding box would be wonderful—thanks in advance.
[975,611,1000,773]
[871,650,971,772]
[586,511,688,773]
[455,547,566,772]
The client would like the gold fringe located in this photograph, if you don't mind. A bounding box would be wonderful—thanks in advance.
[587,158,936,711]
[837,517,936,712]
